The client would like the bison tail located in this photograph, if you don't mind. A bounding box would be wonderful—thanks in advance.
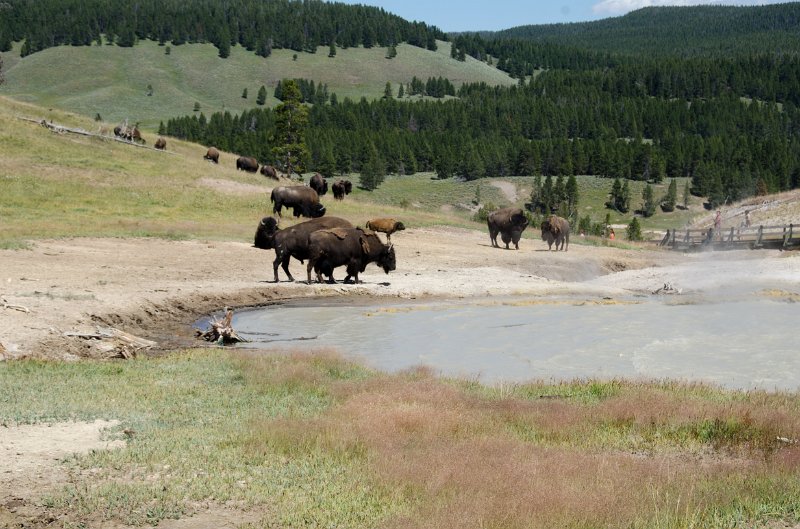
[270,189,276,203]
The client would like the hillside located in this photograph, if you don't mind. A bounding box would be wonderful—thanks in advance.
[0,40,514,129]
[491,4,800,57]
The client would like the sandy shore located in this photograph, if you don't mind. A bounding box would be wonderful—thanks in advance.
[1,226,797,360]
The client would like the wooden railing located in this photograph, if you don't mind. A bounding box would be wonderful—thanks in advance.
[660,224,797,251]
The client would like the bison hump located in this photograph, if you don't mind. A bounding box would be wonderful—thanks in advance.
[322,228,350,240]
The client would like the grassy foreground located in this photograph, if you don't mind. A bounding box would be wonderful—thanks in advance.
[2,349,800,528]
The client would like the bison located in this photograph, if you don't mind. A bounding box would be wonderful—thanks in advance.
[260,164,279,180]
[270,185,325,218]
[488,207,529,250]
[365,218,406,243]
[254,216,353,282]
[310,173,328,196]
[332,180,353,200]
[236,156,259,173]
[114,124,144,144]
[307,227,396,284]
[541,215,570,251]
[154,137,166,150]
[204,147,220,164]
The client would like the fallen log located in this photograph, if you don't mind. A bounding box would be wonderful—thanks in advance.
[196,308,247,345]
[63,326,156,359]
[1,296,30,313]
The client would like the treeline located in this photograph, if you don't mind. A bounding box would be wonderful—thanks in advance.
[489,4,800,58]
[451,34,800,105]
[165,75,800,204]
[0,0,445,57]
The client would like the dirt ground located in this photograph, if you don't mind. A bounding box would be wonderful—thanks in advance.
[1,226,799,528]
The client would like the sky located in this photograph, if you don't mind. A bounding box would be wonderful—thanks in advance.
[332,0,790,32]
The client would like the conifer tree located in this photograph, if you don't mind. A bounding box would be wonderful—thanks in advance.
[627,217,643,241]
[565,175,579,215]
[242,88,248,99]
[383,82,393,99]
[683,181,691,209]
[397,84,404,98]
[271,79,309,178]
[360,144,385,190]
[256,85,267,105]
[318,143,336,179]
[328,42,336,57]
[642,183,656,217]
[621,180,632,213]
[662,179,677,212]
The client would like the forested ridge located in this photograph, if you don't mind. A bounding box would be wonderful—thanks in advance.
[0,0,445,57]
[487,4,800,57]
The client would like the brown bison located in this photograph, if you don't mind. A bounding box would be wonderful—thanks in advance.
[204,147,220,163]
[541,215,570,251]
[114,124,144,144]
[487,207,529,250]
[236,156,259,173]
[307,227,396,284]
[254,216,353,282]
[365,218,406,243]
[270,186,325,218]
[260,164,279,180]
[310,173,328,196]
[332,180,353,200]
[154,137,166,150]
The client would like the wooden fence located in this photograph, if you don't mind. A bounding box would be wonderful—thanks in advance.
[659,224,798,251]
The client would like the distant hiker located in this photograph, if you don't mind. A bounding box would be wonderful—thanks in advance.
[714,210,722,239]
[744,210,751,228]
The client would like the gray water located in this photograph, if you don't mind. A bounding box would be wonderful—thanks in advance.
[230,297,800,391]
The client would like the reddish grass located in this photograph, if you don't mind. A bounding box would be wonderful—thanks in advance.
[238,351,800,528]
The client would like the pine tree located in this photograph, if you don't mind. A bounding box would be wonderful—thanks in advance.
[683,181,691,209]
[662,179,677,212]
[193,102,201,112]
[256,85,267,106]
[328,42,336,58]
[271,79,309,178]
[627,217,643,241]
[360,144,385,191]
[318,143,336,179]
[642,184,656,217]
[565,175,579,215]
[621,180,631,213]
[242,88,247,99]
[217,26,231,58]
[383,82,393,99]
[386,45,397,59]
[397,84,404,98]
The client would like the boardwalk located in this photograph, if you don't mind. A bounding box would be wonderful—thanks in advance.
[660,224,799,251]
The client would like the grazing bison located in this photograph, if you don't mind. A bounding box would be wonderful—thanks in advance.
[154,137,166,150]
[309,173,328,196]
[204,147,220,163]
[332,180,353,200]
[260,164,279,180]
[487,207,529,250]
[270,185,325,218]
[541,215,570,251]
[254,216,353,282]
[114,124,144,144]
[365,218,406,243]
[307,228,396,284]
[236,156,259,173]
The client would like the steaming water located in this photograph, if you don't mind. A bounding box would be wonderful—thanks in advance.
[230,297,799,391]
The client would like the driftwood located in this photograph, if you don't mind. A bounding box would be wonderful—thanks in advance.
[196,308,247,345]
[1,296,30,313]
[18,117,176,154]
[64,326,156,359]
[652,282,682,295]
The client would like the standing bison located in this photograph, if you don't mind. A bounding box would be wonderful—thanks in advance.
[260,164,279,180]
[541,215,570,251]
[114,124,144,144]
[332,180,352,200]
[236,156,259,173]
[307,227,396,284]
[487,207,529,250]
[254,216,353,282]
[270,186,325,218]
[204,147,220,163]
[154,137,167,150]
[310,173,328,196]
[366,218,405,243]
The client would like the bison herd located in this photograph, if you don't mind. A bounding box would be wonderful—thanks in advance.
[488,207,570,252]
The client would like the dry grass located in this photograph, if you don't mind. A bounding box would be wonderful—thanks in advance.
[241,353,800,529]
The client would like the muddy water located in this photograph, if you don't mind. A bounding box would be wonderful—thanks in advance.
[231,297,800,391]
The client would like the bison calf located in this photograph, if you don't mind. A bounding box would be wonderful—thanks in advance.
[365,218,405,243]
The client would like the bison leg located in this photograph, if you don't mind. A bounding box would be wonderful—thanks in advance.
[274,254,294,282]
[306,260,316,284]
